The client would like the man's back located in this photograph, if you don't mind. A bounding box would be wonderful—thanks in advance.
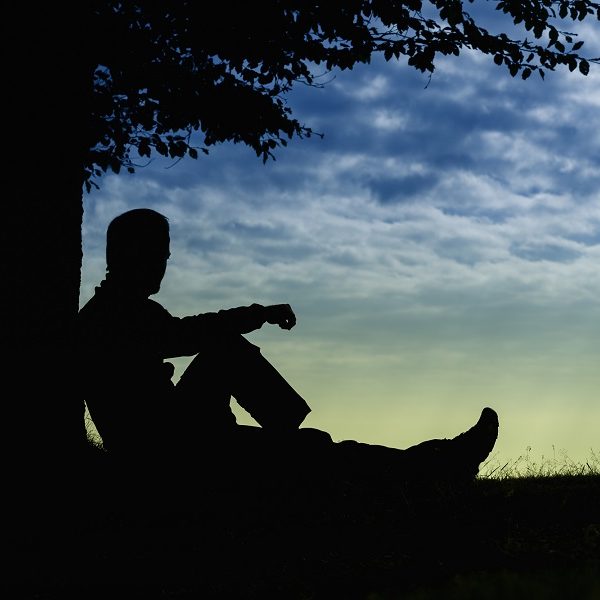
[77,279,178,456]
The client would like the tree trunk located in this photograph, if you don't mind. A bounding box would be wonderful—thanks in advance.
[4,6,90,479]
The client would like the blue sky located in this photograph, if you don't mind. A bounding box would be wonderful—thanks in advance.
[81,16,600,471]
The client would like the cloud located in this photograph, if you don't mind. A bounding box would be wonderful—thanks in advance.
[333,72,391,101]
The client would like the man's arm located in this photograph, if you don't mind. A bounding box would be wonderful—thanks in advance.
[157,301,298,357]
[213,303,297,333]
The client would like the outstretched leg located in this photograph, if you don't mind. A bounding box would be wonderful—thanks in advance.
[334,407,499,484]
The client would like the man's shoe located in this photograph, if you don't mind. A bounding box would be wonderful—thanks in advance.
[451,407,499,477]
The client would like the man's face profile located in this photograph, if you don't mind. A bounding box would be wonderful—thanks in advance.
[142,236,170,295]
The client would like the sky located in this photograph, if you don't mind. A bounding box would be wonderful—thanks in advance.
[81,14,600,473]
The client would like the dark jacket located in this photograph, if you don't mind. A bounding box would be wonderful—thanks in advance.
[77,277,268,455]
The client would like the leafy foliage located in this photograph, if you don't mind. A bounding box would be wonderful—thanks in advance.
[84,1,600,190]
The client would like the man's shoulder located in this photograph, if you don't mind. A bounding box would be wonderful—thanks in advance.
[78,287,173,332]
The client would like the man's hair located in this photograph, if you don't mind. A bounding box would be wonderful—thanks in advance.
[106,208,170,271]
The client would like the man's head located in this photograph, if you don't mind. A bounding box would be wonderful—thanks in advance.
[106,208,170,295]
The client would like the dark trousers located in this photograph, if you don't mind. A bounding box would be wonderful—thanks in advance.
[175,334,311,432]
[167,333,463,486]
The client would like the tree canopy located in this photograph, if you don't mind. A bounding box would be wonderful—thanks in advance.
[85,0,600,191]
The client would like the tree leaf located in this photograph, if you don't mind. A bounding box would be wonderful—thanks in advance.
[579,59,590,75]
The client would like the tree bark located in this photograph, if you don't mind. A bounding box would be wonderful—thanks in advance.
[4,6,90,477]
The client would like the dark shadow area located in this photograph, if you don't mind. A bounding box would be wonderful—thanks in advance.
[6,447,600,599]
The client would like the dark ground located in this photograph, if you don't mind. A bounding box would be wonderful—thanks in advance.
[5,450,600,600]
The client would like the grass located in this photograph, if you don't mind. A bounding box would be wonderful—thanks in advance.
[6,441,600,599]
[479,446,600,479]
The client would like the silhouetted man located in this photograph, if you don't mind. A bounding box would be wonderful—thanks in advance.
[77,208,499,485]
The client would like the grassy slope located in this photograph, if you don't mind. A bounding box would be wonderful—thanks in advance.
[7,448,600,600]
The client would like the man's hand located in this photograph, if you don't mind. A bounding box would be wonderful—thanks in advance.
[265,304,297,330]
